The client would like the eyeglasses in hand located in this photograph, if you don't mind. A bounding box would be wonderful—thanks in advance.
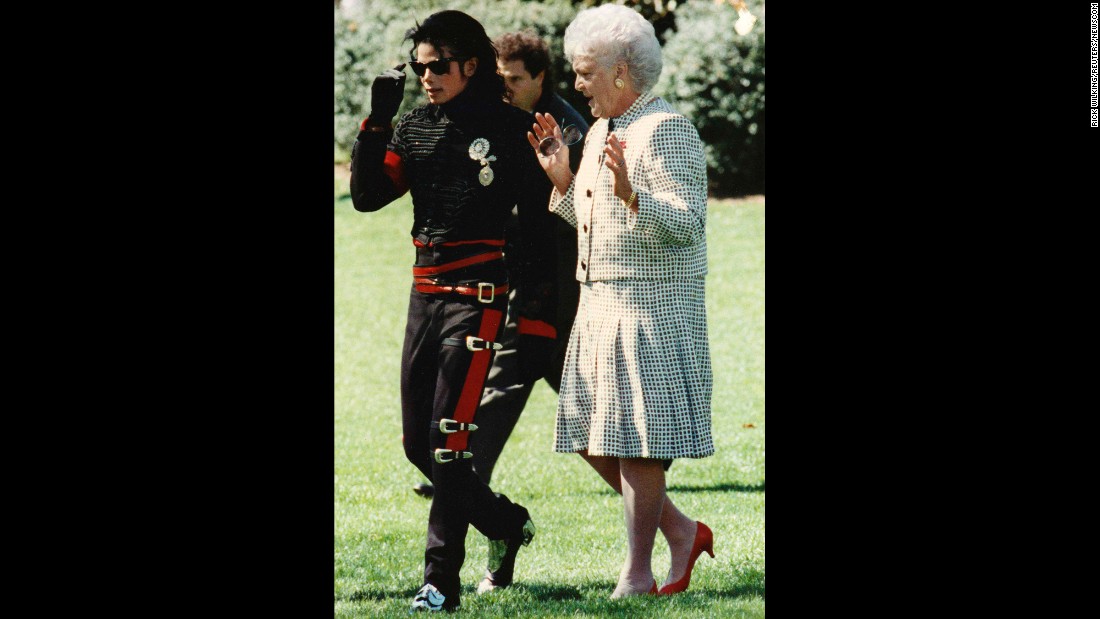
[538,124,583,157]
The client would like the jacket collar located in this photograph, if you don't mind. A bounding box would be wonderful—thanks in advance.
[606,91,656,131]
[428,86,495,124]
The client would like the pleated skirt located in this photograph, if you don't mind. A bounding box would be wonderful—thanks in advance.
[553,277,714,459]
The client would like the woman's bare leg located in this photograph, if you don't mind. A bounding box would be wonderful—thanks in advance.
[577,451,702,589]
[610,457,664,597]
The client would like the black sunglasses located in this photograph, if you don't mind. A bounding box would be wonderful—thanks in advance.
[408,57,465,77]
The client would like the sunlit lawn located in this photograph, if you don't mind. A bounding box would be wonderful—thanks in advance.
[334,185,764,617]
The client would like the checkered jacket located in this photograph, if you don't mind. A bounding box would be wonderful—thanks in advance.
[549,93,708,282]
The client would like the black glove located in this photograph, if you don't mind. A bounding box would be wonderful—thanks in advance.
[369,63,406,125]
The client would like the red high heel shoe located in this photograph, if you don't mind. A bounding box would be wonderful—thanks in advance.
[658,521,714,595]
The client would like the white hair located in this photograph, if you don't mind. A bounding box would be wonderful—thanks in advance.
[563,3,662,93]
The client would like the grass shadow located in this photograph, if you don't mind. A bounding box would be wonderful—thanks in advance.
[592,480,765,495]
[667,480,765,493]
[519,582,590,601]
[338,576,764,608]
[713,572,766,600]
[516,573,764,601]
[342,582,605,604]
[341,586,411,603]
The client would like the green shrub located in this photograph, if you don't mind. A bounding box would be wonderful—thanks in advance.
[335,0,765,196]
[657,0,765,196]
[334,2,423,163]
[334,0,578,161]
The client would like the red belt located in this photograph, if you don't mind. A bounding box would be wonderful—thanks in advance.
[414,277,508,303]
[411,250,503,276]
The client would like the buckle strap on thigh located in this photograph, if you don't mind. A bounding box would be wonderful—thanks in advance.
[442,335,503,351]
[443,306,504,453]
[433,419,479,434]
[433,448,473,464]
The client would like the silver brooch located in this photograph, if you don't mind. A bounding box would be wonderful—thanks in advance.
[468,138,497,187]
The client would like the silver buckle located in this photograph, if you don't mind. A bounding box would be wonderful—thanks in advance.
[433,448,473,463]
[477,282,495,304]
[439,418,479,434]
[465,336,503,352]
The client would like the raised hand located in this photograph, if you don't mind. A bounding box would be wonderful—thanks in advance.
[602,132,636,211]
[526,112,574,195]
[369,63,407,125]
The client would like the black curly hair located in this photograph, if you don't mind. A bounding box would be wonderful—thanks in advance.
[405,10,506,102]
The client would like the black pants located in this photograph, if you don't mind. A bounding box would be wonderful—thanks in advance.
[400,283,529,601]
[471,287,563,484]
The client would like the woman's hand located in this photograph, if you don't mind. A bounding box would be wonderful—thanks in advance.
[603,133,636,212]
[527,112,574,196]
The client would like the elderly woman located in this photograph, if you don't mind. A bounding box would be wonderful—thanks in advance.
[527,3,715,600]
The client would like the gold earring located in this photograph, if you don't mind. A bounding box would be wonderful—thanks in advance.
[614,78,625,89]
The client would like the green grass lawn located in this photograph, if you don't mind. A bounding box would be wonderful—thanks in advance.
[334,187,765,617]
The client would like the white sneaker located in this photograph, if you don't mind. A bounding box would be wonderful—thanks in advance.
[410,583,454,612]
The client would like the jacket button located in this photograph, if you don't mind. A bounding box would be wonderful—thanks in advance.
[582,224,588,233]
[586,189,592,197]
[580,261,586,270]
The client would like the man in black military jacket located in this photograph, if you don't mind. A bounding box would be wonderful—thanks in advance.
[349,10,553,613]
[411,30,590,501]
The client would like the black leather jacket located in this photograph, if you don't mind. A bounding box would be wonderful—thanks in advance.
[349,87,556,315]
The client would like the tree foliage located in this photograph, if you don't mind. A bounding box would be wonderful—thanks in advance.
[335,0,765,196]
[658,0,765,195]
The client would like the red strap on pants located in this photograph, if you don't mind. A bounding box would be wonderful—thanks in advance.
[445,307,503,452]
[517,317,558,339]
